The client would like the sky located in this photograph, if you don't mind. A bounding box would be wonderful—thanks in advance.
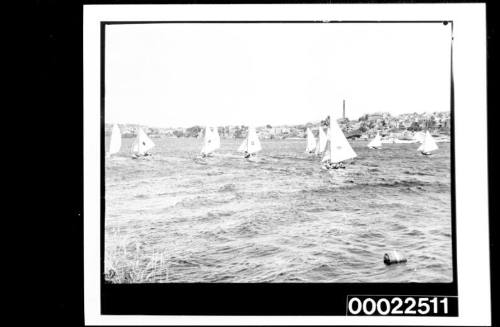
[105,22,452,128]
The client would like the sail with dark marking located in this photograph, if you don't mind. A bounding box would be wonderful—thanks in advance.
[201,126,221,155]
[238,126,262,154]
[131,128,155,156]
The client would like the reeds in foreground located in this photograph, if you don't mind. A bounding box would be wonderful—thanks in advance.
[104,230,170,283]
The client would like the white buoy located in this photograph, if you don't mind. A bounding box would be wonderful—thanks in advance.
[383,251,407,265]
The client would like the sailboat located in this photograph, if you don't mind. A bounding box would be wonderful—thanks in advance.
[322,118,357,169]
[238,126,262,160]
[305,128,316,154]
[367,131,382,149]
[108,123,122,156]
[417,130,439,155]
[200,126,221,157]
[315,125,328,156]
[131,127,155,159]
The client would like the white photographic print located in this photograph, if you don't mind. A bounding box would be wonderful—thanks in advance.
[84,3,490,326]
[104,22,453,284]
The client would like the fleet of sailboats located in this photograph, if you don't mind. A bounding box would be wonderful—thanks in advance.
[106,117,440,163]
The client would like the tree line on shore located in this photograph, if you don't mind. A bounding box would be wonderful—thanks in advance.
[106,111,451,139]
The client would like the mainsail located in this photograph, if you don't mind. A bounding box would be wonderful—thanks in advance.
[322,128,331,159]
[417,130,439,153]
[367,131,382,149]
[109,123,122,155]
[238,126,262,154]
[201,126,221,155]
[305,128,316,153]
[322,119,357,163]
[315,126,328,155]
[131,128,155,155]
[237,138,247,153]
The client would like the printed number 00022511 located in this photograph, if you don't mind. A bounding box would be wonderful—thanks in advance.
[347,296,452,316]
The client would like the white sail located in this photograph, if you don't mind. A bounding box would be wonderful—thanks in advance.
[315,126,328,155]
[367,132,382,148]
[237,138,247,153]
[237,126,261,154]
[322,119,357,163]
[213,127,221,149]
[131,128,155,155]
[305,128,316,153]
[417,130,439,153]
[326,127,331,140]
[109,124,122,155]
[201,126,221,155]
[246,126,262,154]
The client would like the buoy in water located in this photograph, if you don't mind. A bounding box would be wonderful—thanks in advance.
[384,251,407,265]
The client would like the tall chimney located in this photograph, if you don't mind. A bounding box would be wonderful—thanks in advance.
[343,99,346,120]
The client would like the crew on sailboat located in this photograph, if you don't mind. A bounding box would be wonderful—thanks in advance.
[200,126,221,158]
[238,126,262,159]
[324,161,346,169]
[417,130,439,155]
[131,128,155,159]
[321,117,357,170]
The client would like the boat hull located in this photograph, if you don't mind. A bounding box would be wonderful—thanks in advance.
[132,153,153,160]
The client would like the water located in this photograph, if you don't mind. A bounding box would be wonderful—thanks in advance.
[105,137,452,283]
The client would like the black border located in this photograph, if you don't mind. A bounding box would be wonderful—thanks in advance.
[100,20,458,316]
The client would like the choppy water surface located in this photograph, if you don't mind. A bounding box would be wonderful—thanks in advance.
[105,137,452,283]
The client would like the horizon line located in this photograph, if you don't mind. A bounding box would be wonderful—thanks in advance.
[104,110,451,129]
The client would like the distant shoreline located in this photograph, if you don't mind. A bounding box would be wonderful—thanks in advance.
[105,111,451,141]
